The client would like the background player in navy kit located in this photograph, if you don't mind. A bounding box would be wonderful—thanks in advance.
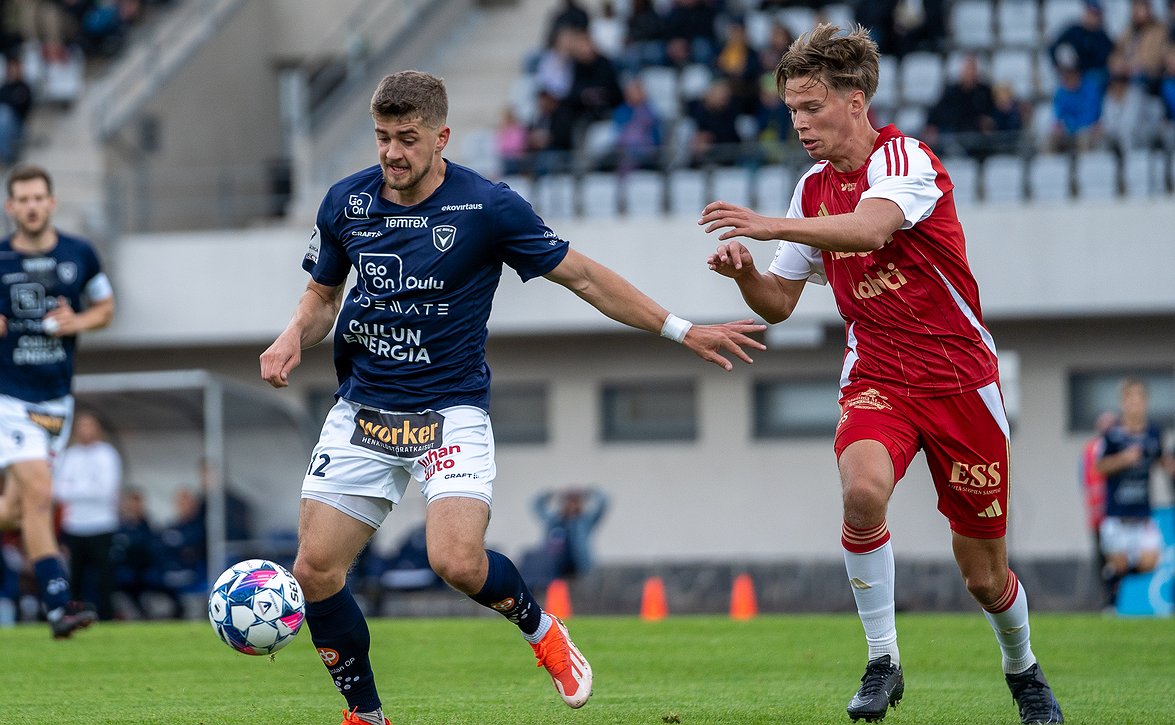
[1094,378,1175,610]
[260,70,766,725]
[0,164,115,638]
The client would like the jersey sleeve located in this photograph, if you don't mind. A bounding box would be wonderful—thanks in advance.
[78,243,113,302]
[302,193,351,286]
[767,174,827,285]
[859,136,944,230]
[491,184,570,282]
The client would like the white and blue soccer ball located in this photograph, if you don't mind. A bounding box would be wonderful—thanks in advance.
[208,559,305,656]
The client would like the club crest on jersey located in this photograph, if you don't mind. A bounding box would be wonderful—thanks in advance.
[345,192,373,220]
[432,224,457,252]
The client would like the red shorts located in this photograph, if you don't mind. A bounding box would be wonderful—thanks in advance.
[833,382,1011,538]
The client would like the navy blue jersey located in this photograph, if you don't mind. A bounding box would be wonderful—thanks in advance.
[0,233,111,403]
[304,161,569,412]
[1100,423,1164,518]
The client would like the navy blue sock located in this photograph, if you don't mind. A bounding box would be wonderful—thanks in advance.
[32,556,70,613]
[306,586,380,713]
[469,549,543,636]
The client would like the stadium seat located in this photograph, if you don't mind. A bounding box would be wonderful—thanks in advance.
[679,63,713,102]
[509,75,538,125]
[820,4,855,30]
[778,7,818,37]
[1028,153,1073,201]
[638,66,681,122]
[531,174,576,219]
[1100,0,1132,39]
[1076,150,1120,199]
[950,1,996,50]
[997,0,1042,48]
[1042,0,1086,43]
[991,49,1036,100]
[895,106,928,136]
[582,172,620,218]
[947,156,980,205]
[1035,49,1058,98]
[619,170,664,216]
[581,120,618,169]
[899,52,946,107]
[1122,149,1157,198]
[669,168,707,215]
[712,167,752,207]
[500,174,533,200]
[753,164,792,213]
[745,10,775,50]
[982,154,1027,202]
[873,55,901,110]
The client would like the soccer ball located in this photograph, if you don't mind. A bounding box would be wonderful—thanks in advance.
[208,559,305,655]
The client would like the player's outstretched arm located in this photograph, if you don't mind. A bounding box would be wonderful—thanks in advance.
[544,248,765,371]
[699,198,904,253]
[707,241,805,324]
[260,280,343,388]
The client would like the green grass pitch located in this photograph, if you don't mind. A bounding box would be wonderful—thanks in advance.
[0,613,1171,724]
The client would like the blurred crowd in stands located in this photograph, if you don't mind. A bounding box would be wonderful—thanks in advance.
[0,0,173,165]
[494,0,1175,180]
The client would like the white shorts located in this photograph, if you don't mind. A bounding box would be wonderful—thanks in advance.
[1100,516,1163,563]
[301,398,496,528]
[0,393,74,468]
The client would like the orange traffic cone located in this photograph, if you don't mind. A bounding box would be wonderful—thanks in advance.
[544,578,573,619]
[640,576,668,621]
[729,572,759,620]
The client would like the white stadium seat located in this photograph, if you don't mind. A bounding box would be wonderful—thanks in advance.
[1042,0,1085,42]
[1028,153,1072,201]
[582,173,620,218]
[900,52,946,107]
[754,164,793,214]
[982,154,1027,202]
[991,49,1036,100]
[1076,150,1119,199]
[997,0,1042,47]
[619,170,664,216]
[712,167,752,208]
[950,1,996,50]
[946,156,980,205]
[669,168,708,215]
[638,66,682,121]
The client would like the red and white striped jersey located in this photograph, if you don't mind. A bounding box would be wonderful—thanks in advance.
[768,125,999,397]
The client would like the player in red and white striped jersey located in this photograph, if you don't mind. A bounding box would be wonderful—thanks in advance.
[702,24,1063,725]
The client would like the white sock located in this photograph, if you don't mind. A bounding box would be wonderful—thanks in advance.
[523,611,552,644]
[844,540,899,665]
[983,573,1036,674]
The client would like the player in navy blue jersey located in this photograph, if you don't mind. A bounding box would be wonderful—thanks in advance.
[260,70,766,725]
[1094,378,1175,610]
[0,164,115,638]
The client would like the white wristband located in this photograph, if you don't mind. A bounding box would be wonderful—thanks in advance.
[660,313,693,344]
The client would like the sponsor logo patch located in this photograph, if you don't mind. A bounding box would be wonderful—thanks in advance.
[351,409,444,457]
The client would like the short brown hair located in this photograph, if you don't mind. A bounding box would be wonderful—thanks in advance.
[7,164,53,197]
[370,70,448,127]
[774,23,879,102]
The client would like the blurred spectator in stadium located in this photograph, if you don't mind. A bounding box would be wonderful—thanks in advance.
[688,77,744,167]
[53,409,121,620]
[534,27,575,102]
[923,54,997,159]
[1049,0,1115,88]
[378,523,441,592]
[17,0,70,62]
[853,0,903,56]
[757,20,794,73]
[623,0,666,70]
[755,72,794,163]
[0,164,116,639]
[1094,379,1175,610]
[529,487,608,584]
[545,0,590,48]
[890,0,948,56]
[562,27,623,126]
[528,89,576,175]
[0,530,21,626]
[1099,59,1164,154]
[715,18,762,116]
[1080,410,1117,607]
[195,458,253,543]
[590,0,625,61]
[989,83,1027,156]
[495,106,530,177]
[663,0,720,66]
[1049,59,1104,151]
[613,77,663,172]
[0,54,34,165]
[1110,0,1169,92]
[157,487,207,605]
[110,488,183,619]
[1160,47,1175,143]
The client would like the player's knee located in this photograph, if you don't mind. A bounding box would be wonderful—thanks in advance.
[841,477,889,520]
[964,570,1004,605]
[429,550,482,592]
[291,556,344,602]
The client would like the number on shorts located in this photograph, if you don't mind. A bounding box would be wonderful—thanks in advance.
[307,453,330,477]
